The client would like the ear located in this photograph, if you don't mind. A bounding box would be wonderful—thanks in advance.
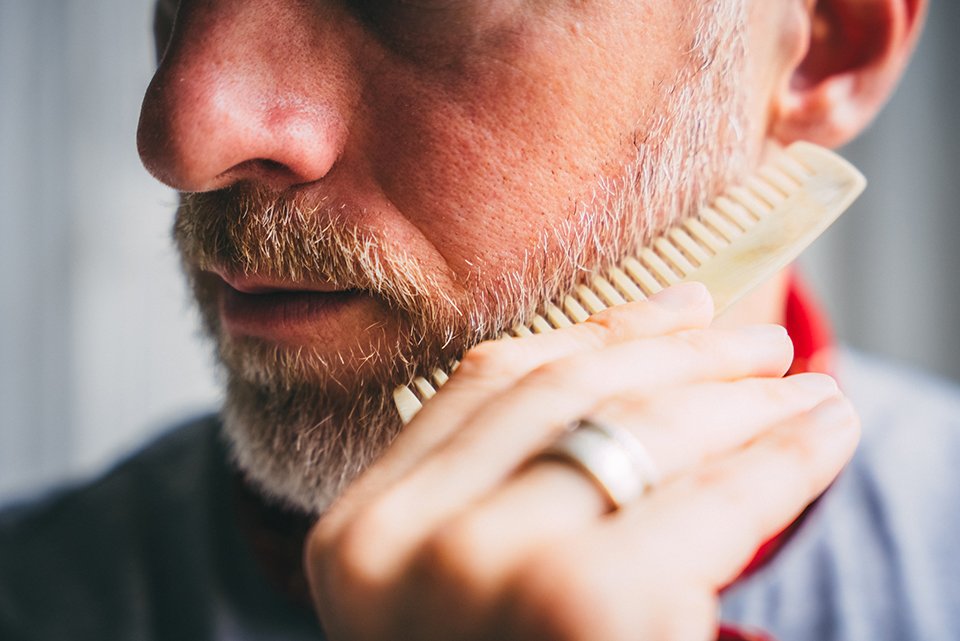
[770,0,928,148]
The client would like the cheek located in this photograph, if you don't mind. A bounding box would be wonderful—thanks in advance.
[360,4,687,280]
[745,1,805,135]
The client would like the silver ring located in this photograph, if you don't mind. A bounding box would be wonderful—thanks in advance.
[539,418,661,511]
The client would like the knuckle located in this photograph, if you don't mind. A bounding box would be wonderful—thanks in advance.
[308,512,341,554]
[518,356,608,400]
[666,330,713,360]
[583,306,640,342]
[405,517,506,620]
[584,297,676,342]
[759,377,805,405]
[417,517,491,589]
[790,399,859,476]
[307,504,403,640]
[776,423,824,467]
[512,550,606,640]
[326,499,404,590]
[304,526,334,588]
[307,505,357,583]
[522,358,571,390]
[457,338,526,380]
[672,325,794,371]
[690,464,736,498]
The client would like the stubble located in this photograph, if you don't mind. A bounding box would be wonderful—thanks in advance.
[175,1,749,515]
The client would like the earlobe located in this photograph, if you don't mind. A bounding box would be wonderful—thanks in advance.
[770,0,927,148]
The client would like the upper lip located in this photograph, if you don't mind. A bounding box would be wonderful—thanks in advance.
[214,271,350,295]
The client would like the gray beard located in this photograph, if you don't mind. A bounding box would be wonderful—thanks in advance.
[186,1,748,516]
[222,377,403,514]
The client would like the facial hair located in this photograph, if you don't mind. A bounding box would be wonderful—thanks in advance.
[174,1,749,516]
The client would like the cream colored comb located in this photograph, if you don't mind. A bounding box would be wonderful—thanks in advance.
[393,142,866,423]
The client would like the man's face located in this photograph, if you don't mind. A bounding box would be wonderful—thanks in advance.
[139,0,782,512]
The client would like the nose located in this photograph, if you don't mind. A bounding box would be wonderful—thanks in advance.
[137,0,362,192]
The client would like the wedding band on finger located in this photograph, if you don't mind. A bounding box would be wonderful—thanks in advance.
[537,418,662,511]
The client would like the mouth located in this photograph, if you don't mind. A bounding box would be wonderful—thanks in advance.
[219,272,349,295]
[213,273,368,343]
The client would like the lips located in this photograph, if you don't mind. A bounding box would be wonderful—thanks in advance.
[219,272,347,295]
[214,274,367,341]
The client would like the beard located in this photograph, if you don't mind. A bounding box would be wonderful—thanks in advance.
[174,1,749,515]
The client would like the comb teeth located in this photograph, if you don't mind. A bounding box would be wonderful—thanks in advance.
[393,143,864,423]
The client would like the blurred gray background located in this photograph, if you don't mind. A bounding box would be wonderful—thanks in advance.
[1,1,958,503]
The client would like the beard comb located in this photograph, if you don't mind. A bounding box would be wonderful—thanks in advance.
[393,142,866,423]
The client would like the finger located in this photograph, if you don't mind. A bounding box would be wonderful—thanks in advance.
[491,397,858,641]
[313,284,711,567]
[331,322,793,579]
[602,396,860,590]
[594,372,840,484]
[408,322,794,497]
[332,284,714,512]
[310,285,716,601]
[401,373,841,591]
[399,282,712,444]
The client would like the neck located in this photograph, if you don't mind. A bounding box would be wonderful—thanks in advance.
[713,269,790,328]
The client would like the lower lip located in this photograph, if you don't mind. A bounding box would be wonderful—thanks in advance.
[220,283,364,340]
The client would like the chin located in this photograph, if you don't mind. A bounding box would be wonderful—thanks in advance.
[221,371,405,515]
[216,328,407,394]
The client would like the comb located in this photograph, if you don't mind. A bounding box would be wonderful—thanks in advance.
[393,142,866,423]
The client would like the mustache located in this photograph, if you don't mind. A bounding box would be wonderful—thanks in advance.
[173,186,461,317]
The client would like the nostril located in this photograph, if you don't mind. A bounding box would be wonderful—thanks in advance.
[259,159,287,173]
[216,157,317,190]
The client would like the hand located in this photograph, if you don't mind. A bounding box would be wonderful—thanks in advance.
[305,282,859,641]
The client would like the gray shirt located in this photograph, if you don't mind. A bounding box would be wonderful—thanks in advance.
[721,350,960,640]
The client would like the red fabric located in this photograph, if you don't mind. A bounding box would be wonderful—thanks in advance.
[784,271,835,378]
[735,272,834,579]
[717,271,834,641]
[718,625,777,641]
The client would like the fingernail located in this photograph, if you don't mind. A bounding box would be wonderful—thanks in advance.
[809,397,856,428]
[790,373,838,396]
[650,282,709,310]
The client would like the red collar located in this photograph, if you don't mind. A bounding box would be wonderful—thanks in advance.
[718,271,835,641]
[784,270,835,378]
[735,270,835,581]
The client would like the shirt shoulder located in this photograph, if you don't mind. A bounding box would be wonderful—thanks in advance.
[841,348,960,440]
[0,414,226,544]
[837,349,960,520]
[722,349,960,641]
[0,416,229,640]
[0,415,324,641]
